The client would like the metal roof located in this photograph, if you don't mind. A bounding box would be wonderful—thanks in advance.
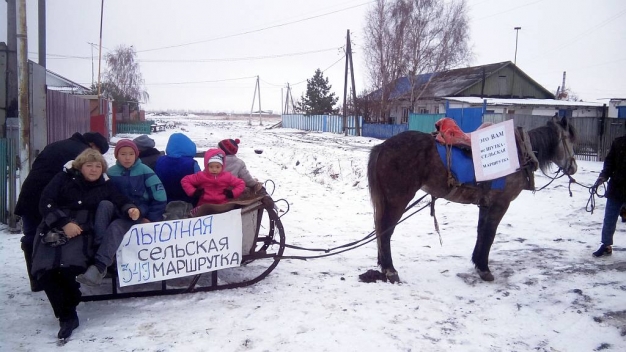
[445,96,604,108]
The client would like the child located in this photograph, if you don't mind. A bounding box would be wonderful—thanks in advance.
[106,139,167,223]
[133,135,163,171]
[181,149,245,215]
[218,138,263,192]
[155,133,201,204]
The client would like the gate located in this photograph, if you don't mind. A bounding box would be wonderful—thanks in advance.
[446,107,483,132]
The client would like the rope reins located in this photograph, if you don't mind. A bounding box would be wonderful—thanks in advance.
[277,194,433,260]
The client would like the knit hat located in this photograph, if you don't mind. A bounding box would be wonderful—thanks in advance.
[208,154,224,165]
[114,139,139,160]
[83,132,109,154]
[133,135,155,152]
[218,138,240,155]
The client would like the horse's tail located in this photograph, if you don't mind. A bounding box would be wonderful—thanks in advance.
[368,144,385,235]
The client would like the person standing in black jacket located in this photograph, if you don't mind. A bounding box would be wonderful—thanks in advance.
[14,132,109,291]
[592,135,626,257]
[32,148,138,339]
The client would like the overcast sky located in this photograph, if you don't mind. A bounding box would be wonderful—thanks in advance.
[1,0,624,113]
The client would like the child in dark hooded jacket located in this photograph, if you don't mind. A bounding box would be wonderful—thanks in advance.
[181,149,245,214]
[155,133,201,204]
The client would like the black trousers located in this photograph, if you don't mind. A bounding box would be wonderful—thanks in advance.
[39,267,83,321]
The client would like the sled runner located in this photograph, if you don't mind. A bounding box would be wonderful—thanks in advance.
[80,193,286,301]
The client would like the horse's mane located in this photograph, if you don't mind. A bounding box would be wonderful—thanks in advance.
[527,120,577,173]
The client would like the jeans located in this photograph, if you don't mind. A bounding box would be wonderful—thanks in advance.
[601,197,626,246]
[93,201,135,267]
[94,201,117,246]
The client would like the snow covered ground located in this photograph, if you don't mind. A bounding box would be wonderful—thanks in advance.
[1,116,624,351]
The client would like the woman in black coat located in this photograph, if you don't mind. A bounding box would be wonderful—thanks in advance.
[31,149,139,340]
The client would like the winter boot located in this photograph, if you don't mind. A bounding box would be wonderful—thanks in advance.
[58,316,79,339]
[592,244,612,257]
[76,265,106,286]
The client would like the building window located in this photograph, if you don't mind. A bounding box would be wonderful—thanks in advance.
[401,108,409,123]
[433,106,440,114]
[418,106,428,114]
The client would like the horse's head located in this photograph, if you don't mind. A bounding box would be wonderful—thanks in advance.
[551,116,578,175]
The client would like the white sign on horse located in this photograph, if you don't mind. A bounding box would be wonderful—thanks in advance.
[471,119,520,182]
[116,210,243,287]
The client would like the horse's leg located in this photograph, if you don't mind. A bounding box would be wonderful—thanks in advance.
[472,201,510,281]
[376,202,407,283]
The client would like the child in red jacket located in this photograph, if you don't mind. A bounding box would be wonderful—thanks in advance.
[181,149,245,216]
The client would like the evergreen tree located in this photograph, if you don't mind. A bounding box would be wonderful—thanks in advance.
[296,69,339,115]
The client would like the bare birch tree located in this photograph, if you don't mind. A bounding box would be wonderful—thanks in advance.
[363,0,471,119]
[101,45,149,105]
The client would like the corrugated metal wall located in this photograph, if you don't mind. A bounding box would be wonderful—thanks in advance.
[46,90,90,144]
[408,113,445,133]
[281,115,363,136]
[362,123,408,139]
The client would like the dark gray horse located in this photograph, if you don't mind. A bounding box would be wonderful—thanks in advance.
[366,117,577,282]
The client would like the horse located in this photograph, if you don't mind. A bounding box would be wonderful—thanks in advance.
[366,116,577,283]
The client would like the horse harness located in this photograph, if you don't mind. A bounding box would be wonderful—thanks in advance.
[433,124,539,204]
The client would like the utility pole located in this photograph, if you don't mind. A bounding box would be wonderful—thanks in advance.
[511,26,521,98]
[514,27,521,65]
[97,0,104,113]
[248,76,262,126]
[258,77,262,126]
[6,0,19,123]
[342,30,359,136]
[38,0,46,68]
[17,0,30,185]
[284,83,291,115]
[88,42,96,86]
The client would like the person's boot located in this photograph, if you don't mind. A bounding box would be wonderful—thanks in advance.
[592,243,612,257]
[58,316,79,339]
[76,265,106,286]
[21,242,43,292]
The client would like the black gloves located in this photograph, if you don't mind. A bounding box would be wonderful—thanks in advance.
[223,189,234,199]
[193,188,204,198]
[594,177,606,188]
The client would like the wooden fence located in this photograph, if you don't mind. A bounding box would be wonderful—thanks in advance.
[116,120,154,135]
[47,90,90,144]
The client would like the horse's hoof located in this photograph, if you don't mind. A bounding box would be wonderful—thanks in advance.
[477,269,494,282]
[386,271,400,284]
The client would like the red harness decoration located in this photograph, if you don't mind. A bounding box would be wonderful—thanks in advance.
[434,117,472,147]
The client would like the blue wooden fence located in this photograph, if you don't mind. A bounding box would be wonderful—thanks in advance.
[362,123,408,139]
[408,113,445,133]
[445,106,484,132]
[281,115,363,136]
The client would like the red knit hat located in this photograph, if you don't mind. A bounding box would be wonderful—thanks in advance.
[114,139,139,160]
[218,138,240,155]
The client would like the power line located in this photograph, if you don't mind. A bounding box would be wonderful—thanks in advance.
[144,75,257,86]
[292,54,346,86]
[139,46,342,63]
[476,0,547,20]
[136,1,373,53]
[525,7,626,64]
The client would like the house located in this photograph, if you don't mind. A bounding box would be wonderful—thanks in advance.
[369,61,554,123]
[444,97,604,118]
[597,98,626,118]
